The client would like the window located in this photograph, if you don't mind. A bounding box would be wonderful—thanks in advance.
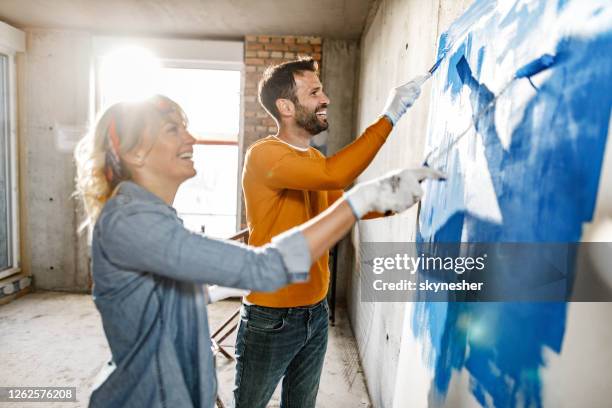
[172,144,238,237]
[95,40,243,238]
[0,54,11,273]
[158,67,241,238]
[0,21,24,279]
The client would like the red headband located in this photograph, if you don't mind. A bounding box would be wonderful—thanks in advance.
[105,118,122,183]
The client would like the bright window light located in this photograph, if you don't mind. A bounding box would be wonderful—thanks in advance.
[173,144,239,238]
[97,46,242,237]
[157,68,240,142]
[98,46,161,108]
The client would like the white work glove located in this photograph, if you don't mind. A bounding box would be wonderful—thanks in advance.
[344,167,446,219]
[207,285,250,303]
[381,74,431,125]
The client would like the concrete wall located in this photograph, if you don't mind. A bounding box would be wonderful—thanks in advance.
[18,29,91,291]
[350,1,612,408]
[349,1,470,406]
[321,39,359,303]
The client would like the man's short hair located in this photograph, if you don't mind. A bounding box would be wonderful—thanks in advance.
[258,58,319,121]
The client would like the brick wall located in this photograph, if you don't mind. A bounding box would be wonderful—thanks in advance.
[240,35,323,226]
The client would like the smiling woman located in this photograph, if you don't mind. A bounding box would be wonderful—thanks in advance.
[73,94,322,407]
[72,92,436,407]
[74,95,191,223]
[129,106,197,196]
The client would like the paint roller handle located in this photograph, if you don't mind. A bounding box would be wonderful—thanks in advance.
[421,53,558,169]
[399,72,432,88]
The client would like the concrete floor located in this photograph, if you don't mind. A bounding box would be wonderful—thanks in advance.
[0,291,371,408]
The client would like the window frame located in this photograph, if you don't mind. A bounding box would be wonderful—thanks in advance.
[0,43,22,279]
[156,60,243,236]
[159,58,243,146]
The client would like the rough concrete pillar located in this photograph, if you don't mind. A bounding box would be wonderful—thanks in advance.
[18,29,92,291]
[321,39,359,304]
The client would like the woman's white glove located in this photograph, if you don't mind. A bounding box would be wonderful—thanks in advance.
[344,167,446,219]
[382,74,430,125]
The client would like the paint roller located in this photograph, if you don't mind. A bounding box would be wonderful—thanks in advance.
[411,53,558,231]
[422,53,558,168]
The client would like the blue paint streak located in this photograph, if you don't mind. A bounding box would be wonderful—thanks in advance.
[476,47,485,78]
[443,0,496,52]
[434,0,494,82]
[557,0,570,11]
[444,36,472,99]
[496,1,547,64]
[438,31,449,57]
[412,0,612,406]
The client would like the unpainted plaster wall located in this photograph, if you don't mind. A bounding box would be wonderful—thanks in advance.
[18,29,91,291]
[321,38,360,304]
[350,1,612,407]
[348,1,473,406]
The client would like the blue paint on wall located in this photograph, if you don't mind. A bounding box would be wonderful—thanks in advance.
[413,0,612,406]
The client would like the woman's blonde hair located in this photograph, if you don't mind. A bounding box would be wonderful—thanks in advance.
[74,94,187,228]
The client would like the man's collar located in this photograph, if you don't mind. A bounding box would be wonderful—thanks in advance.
[271,135,311,152]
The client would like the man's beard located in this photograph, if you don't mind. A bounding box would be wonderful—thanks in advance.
[294,102,329,135]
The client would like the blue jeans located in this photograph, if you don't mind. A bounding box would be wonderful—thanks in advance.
[233,300,329,408]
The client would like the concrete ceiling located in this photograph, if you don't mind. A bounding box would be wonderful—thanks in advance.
[0,0,375,40]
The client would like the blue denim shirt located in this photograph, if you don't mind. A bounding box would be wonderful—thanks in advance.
[89,181,311,408]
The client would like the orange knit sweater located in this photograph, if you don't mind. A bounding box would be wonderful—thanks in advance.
[242,117,393,307]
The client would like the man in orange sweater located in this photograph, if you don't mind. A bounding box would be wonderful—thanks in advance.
[233,58,430,408]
